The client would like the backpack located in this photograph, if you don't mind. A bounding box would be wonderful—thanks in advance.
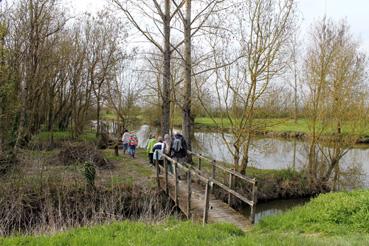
[129,135,138,146]
[172,137,182,153]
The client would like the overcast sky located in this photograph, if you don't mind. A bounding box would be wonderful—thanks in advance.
[63,0,369,53]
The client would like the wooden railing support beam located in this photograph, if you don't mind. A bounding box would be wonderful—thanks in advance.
[250,180,258,224]
[164,158,169,194]
[156,159,160,191]
[187,171,192,219]
[174,161,179,206]
[203,179,210,225]
[228,173,233,206]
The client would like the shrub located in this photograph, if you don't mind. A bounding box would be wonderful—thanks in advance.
[58,142,112,169]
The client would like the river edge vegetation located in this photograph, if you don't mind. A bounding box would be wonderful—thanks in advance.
[2,189,369,245]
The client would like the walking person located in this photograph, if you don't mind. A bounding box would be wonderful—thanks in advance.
[128,131,138,158]
[171,132,188,179]
[171,132,188,161]
[152,137,165,168]
[146,135,157,165]
[121,129,130,155]
[163,133,173,173]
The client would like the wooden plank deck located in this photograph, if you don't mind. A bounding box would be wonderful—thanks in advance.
[159,174,251,231]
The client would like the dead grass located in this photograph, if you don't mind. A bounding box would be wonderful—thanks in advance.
[0,147,171,236]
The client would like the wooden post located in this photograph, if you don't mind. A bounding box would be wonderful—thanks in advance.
[203,179,210,225]
[198,155,202,170]
[228,173,233,206]
[114,144,119,156]
[250,180,257,224]
[164,158,169,194]
[174,161,179,206]
[187,171,192,219]
[211,161,216,193]
[212,160,216,179]
[156,159,160,191]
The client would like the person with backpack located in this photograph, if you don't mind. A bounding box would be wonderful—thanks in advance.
[121,129,130,154]
[152,136,165,167]
[170,132,188,180]
[171,132,188,160]
[164,134,173,173]
[128,131,138,158]
[146,135,157,165]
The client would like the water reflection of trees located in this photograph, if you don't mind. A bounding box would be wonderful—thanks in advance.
[300,144,366,190]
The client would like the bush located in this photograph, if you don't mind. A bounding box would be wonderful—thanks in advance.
[58,142,112,169]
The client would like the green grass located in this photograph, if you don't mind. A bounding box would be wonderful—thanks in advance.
[192,117,314,133]
[257,189,369,235]
[192,117,309,132]
[100,149,155,187]
[191,117,369,136]
[33,131,97,143]
[2,190,369,245]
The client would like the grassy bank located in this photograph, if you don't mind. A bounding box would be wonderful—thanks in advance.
[188,117,369,136]
[2,189,369,245]
[173,117,311,132]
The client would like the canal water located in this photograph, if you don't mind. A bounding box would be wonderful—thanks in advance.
[136,125,369,222]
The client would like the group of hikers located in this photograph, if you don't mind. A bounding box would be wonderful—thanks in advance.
[146,132,187,165]
[120,129,188,168]
[145,132,188,174]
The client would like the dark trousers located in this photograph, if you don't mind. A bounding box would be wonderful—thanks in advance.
[148,153,154,164]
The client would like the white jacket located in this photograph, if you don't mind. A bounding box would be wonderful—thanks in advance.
[153,142,165,160]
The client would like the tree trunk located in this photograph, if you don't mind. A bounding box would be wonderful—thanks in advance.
[182,0,192,161]
[96,93,101,137]
[233,145,240,171]
[323,158,339,183]
[308,140,317,183]
[14,78,28,150]
[161,0,171,136]
[239,135,252,175]
[293,70,298,123]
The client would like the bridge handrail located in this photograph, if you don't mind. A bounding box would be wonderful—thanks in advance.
[187,150,256,185]
[162,154,208,183]
[158,152,257,224]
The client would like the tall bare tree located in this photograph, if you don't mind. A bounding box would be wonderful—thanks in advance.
[111,0,186,135]
[196,0,296,174]
[305,18,368,186]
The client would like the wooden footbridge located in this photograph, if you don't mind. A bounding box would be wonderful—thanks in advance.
[155,151,257,231]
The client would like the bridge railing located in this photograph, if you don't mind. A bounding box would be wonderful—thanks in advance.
[156,151,257,224]
[187,151,257,224]
[156,154,208,222]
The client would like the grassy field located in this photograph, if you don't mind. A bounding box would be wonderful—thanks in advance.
[173,117,311,132]
[2,189,369,245]
[191,117,369,136]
